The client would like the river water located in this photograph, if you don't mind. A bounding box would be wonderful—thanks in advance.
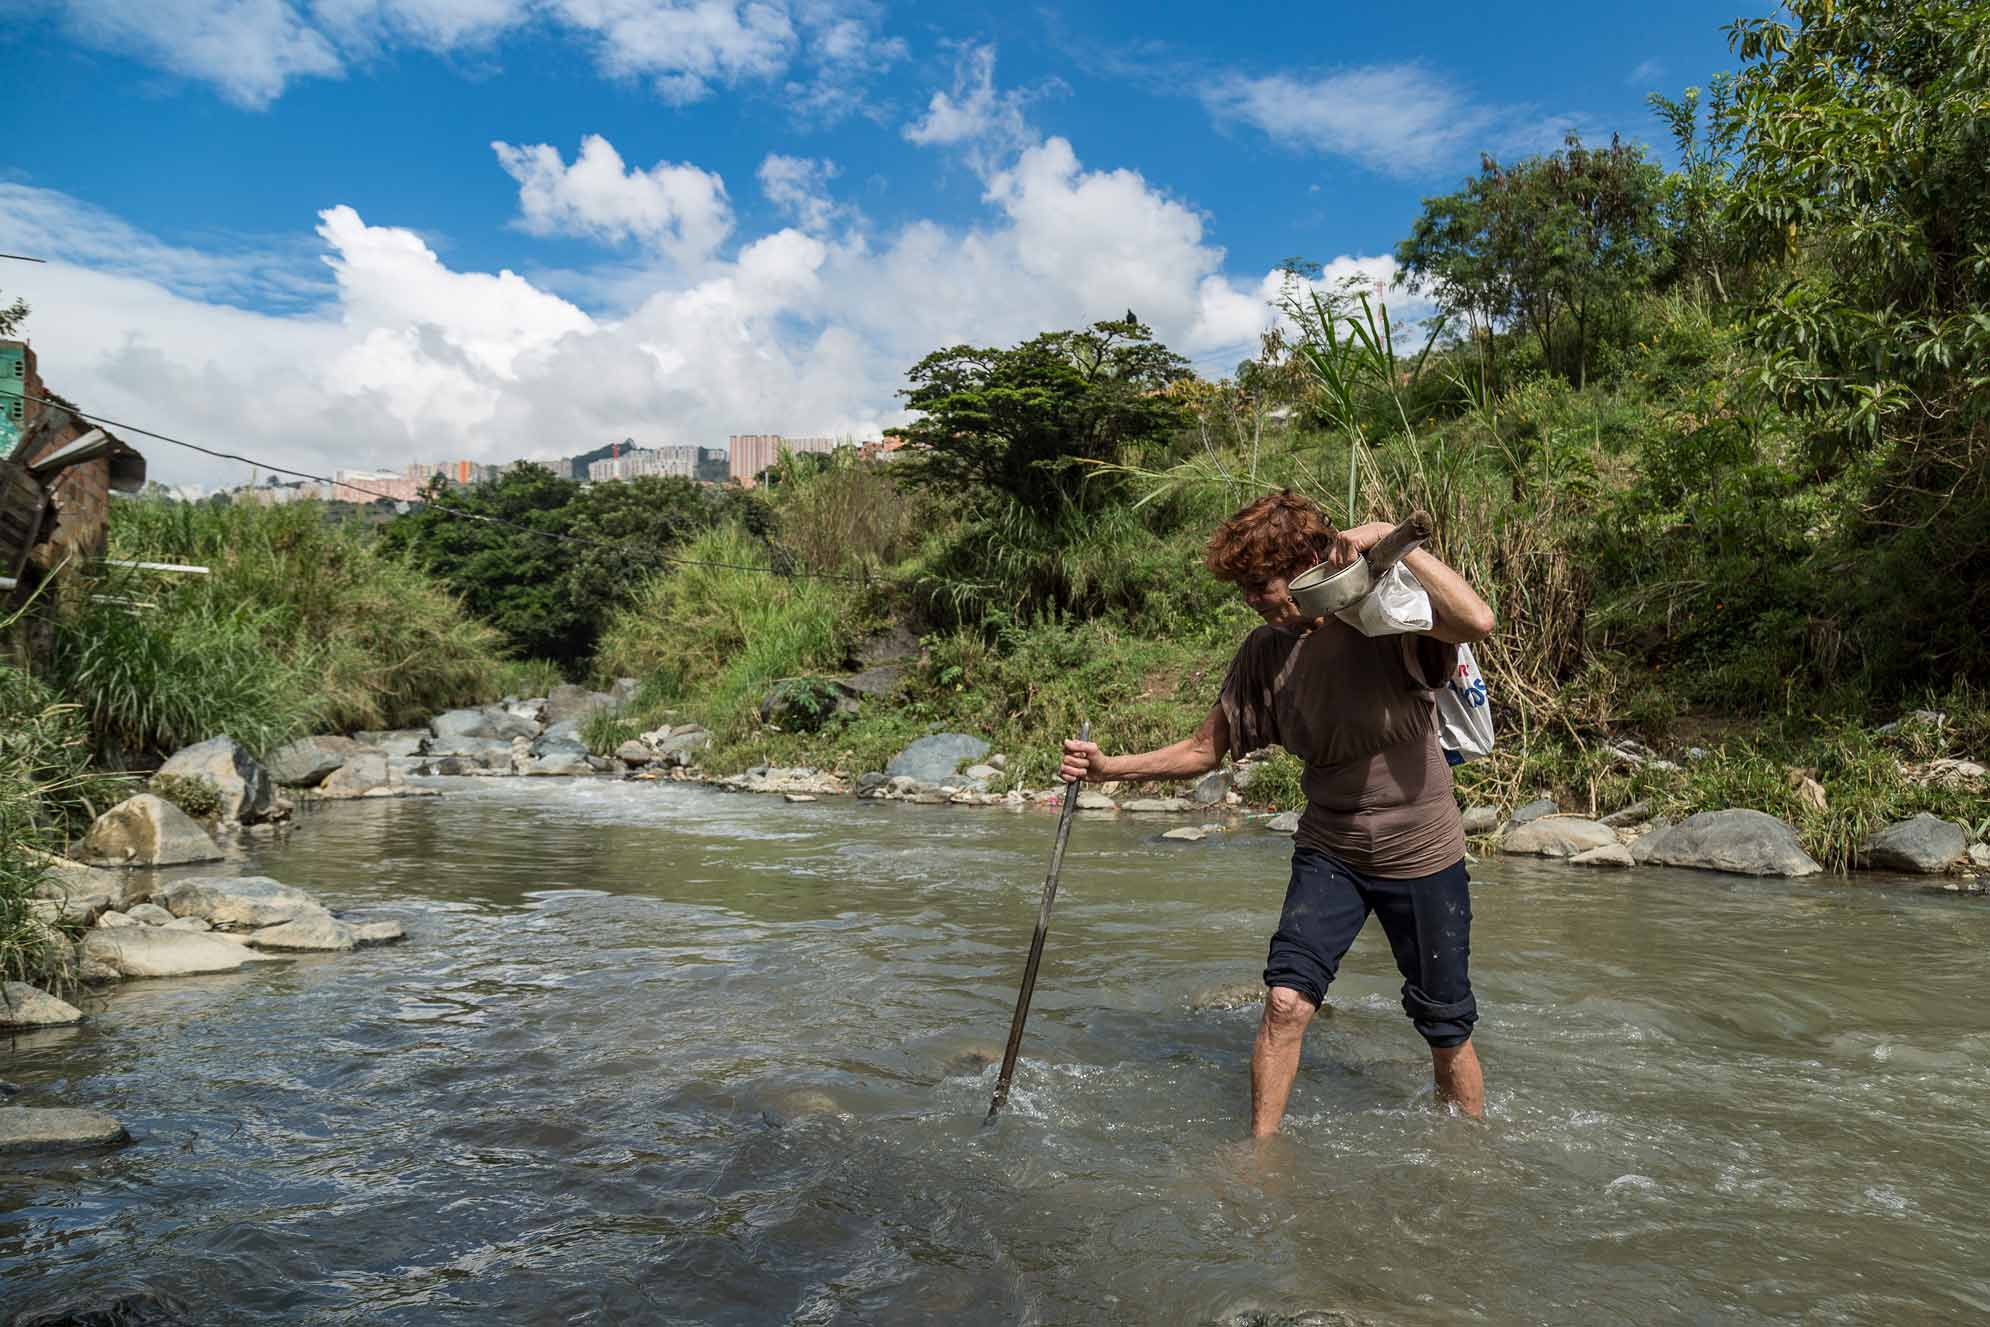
[4,778,1988,1325]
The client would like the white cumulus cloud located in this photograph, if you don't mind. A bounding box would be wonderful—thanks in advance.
[903,43,1033,166]
[493,136,733,266]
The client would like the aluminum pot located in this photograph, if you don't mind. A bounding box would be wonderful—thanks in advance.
[1285,511,1434,621]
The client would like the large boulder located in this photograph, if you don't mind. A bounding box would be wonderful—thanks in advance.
[431,706,537,741]
[0,981,82,1027]
[544,684,617,725]
[155,875,327,928]
[886,733,990,785]
[154,736,275,823]
[82,795,224,868]
[354,729,427,757]
[80,928,248,978]
[1506,798,1559,830]
[530,733,590,759]
[266,735,367,788]
[317,752,392,798]
[1501,816,1619,859]
[0,1108,128,1153]
[1192,768,1232,806]
[1631,809,1822,877]
[1859,814,1967,874]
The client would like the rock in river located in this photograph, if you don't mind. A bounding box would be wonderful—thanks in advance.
[0,981,82,1027]
[83,795,224,868]
[1124,797,1193,813]
[124,902,175,926]
[155,875,326,928]
[318,752,393,798]
[1570,843,1636,869]
[81,928,248,978]
[27,850,129,922]
[1859,813,1967,874]
[250,914,356,952]
[0,1108,128,1154]
[266,735,368,788]
[155,735,275,823]
[1501,816,1619,859]
[1264,811,1301,834]
[1631,809,1822,878]
[886,733,990,785]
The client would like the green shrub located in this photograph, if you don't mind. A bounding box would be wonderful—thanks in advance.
[150,773,222,820]
[496,658,566,699]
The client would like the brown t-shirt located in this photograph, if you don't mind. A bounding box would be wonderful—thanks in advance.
[1218,621,1464,878]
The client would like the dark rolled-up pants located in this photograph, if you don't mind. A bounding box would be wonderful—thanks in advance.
[1263,847,1478,1048]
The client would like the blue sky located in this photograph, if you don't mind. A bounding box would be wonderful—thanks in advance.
[3,0,1747,487]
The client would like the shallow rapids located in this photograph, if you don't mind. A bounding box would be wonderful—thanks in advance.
[5,778,1988,1324]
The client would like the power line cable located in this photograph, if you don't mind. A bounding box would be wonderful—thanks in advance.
[17,393,883,585]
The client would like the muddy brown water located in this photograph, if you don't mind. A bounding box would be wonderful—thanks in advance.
[3,778,1987,1325]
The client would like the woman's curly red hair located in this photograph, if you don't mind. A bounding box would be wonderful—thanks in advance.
[1204,489,1338,586]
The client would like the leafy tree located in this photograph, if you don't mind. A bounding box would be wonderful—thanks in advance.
[562,474,718,634]
[1648,75,1744,301]
[0,291,25,339]
[889,313,1192,515]
[379,465,586,665]
[1397,136,1669,387]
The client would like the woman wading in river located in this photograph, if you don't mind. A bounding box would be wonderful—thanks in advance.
[1058,490,1496,1132]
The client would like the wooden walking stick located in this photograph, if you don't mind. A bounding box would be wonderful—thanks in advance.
[985,720,1088,1124]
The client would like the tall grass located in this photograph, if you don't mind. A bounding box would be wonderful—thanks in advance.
[596,523,870,742]
[49,499,507,759]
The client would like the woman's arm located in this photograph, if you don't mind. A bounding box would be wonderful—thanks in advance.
[1342,521,1496,645]
[1058,703,1230,784]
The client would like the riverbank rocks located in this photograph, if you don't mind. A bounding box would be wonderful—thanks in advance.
[1192,768,1231,805]
[431,706,537,742]
[544,684,618,725]
[250,914,355,952]
[1075,791,1117,812]
[125,903,174,926]
[83,795,224,868]
[27,851,128,922]
[1124,797,1194,814]
[1601,801,1654,828]
[719,766,847,796]
[354,729,427,757]
[1570,843,1635,869]
[0,1109,128,1154]
[267,735,368,787]
[81,928,249,978]
[1161,825,1209,842]
[1460,805,1500,835]
[1502,816,1619,859]
[318,751,394,797]
[1631,809,1822,877]
[155,736,276,824]
[156,876,325,928]
[1859,814,1967,874]
[0,981,82,1027]
[1265,811,1302,834]
[886,733,990,785]
[616,740,653,766]
[1506,798,1558,829]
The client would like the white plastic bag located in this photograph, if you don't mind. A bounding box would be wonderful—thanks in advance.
[1334,564,1495,764]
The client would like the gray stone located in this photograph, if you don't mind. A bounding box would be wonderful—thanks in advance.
[525,751,592,777]
[616,740,654,766]
[355,729,427,757]
[1161,826,1208,842]
[1600,800,1654,828]
[27,851,126,922]
[95,910,137,928]
[422,735,513,761]
[1859,814,1968,874]
[0,981,82,1027]
[77,956,121,983]
[125,903,175,926]
[1459,805,1501,835]
[1192,768,1232,805]
[784,793,817,803]
[161,916,211,932]
[0,1108,128,1153]
[1124,797,1194,814]
[962,763,1001,782]
[81,928,248,978]
[155,735,275,823]
[1508,798,1559,827]
[886,733,991,785]
[431,706,537,741]
[251,914,356,952]
[156,876,326,928]
[504,698,548,724]
[530,733,590,759]
[1265,811,1302,834]
[841,663,909,698]
[544,684,617,725]
[1570,843,1636,869]
[352,920,406,947]
[83,795,224,868]
[318,752,392,798]
[1970,842,1990,867]
[1631,809,1822,877]
[266,735,368,787]
[855,772,889,796]
[1501,816,1620,859]
[1075,791,1118,811]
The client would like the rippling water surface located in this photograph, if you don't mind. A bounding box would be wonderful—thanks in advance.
[5,778,1988,1325]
